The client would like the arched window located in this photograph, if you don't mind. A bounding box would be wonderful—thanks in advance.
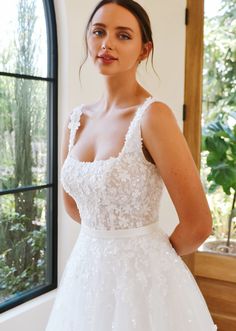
[0,0,57,313]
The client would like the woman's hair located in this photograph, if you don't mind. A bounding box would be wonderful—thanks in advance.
[78,0,159,82]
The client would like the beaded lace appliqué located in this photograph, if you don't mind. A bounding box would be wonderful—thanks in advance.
[61,97,164,230]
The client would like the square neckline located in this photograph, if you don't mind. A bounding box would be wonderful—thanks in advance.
[68,95,154,165]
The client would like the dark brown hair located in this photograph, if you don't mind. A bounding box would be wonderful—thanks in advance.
[78,0,159,82]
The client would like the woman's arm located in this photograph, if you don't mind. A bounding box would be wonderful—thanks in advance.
[141,102,212,256]
[61,113,81,224]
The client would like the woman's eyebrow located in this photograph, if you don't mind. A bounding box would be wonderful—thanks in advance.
[92,22,134,33]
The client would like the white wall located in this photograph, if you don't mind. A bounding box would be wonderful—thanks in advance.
[0,0,186,330]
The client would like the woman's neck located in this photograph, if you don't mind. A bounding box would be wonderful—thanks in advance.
[101,75,145,111]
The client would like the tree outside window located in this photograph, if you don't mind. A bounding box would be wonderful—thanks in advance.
[0,0,57,313]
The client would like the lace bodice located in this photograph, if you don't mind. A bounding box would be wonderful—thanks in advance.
[60,96,164,230]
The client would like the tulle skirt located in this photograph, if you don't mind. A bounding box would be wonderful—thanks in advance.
[45,221,217,331]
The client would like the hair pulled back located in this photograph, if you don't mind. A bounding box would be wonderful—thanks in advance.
[79,0,158,81]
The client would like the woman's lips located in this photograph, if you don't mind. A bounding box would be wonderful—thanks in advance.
[99,58,117,64]
[97,55,118,64]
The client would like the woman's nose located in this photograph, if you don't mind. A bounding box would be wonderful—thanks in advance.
[101,35,114,50]
[102,43,112,50]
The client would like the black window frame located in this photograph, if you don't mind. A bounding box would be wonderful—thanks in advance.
[0,0,58,313]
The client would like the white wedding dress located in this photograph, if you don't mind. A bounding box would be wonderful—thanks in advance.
[45,96,218,330]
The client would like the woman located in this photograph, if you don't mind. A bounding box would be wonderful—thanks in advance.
[46,0,218,330]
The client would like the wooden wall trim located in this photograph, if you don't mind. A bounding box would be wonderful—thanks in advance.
[195,252,236,283]
[183,0,204,170]
[181,0,204,272]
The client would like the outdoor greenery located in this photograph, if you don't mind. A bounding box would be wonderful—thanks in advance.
[0,0,49,306]
[201,0,236,244]
[0,191,47,303]
[202,115,236,246]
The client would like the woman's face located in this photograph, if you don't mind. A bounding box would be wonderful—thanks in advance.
[87,3,149,76]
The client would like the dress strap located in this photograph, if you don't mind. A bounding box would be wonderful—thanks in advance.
[67,104,84,152]
[136,96,159,121]
[125,96,159,155]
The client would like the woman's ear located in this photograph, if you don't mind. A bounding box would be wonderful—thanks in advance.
[139,41,153,62]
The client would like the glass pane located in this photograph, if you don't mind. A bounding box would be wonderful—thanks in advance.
[0,75,51,191]
[199,0,236,255]
[0,188,52,306]
[0,0,48,77]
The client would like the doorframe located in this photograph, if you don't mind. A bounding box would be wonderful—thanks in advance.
[181,0,204,272]
[183,0,204,170]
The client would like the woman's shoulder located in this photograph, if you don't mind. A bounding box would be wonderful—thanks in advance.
[74,100,101,117]
[140,100,180,154]
[67,100,101,132]
[143,99,177,126]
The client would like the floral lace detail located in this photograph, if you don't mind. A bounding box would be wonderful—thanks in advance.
[61,97,164,230]
[68,104,84,153]
[46,226,218,330]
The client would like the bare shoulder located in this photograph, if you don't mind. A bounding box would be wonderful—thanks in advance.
[142,101,178,129]
[83,99,102,113]
[140,100,190,175]
[140,101,182,160]
[65,101,96,130]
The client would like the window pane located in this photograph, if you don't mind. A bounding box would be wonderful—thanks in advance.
[0,0,48,77]
[0,188,53,307]
[0,76,51,191]
[200,0,236,255]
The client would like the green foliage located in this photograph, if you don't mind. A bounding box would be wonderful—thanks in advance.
[0,202,46,303]
[201,0,236,245]
[202,114,236,195]
[202,0,236,125]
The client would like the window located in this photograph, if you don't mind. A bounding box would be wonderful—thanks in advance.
[180,2,236,328]
[183,0,236,255]
[0,0,58,313]
[200,0,236,254]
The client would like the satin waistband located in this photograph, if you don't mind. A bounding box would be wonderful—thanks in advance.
[80,221,166,239]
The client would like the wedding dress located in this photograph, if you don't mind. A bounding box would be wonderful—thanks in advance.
[45,96,218,330]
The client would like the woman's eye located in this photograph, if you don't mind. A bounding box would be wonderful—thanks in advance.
[92,30,104,36]
[119,33,131,40]
[92,30,130,40]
